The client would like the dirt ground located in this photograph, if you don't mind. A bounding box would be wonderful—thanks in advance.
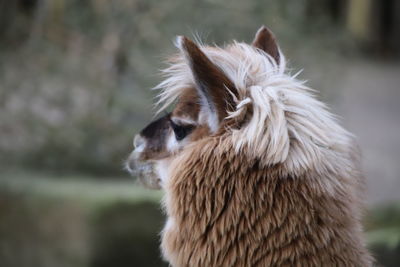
[332,59,400,205]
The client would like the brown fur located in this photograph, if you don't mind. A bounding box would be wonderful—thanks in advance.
[162,136,373,266]
[252,26,280,63]
[127,26,373,267]
[172,87,201,120]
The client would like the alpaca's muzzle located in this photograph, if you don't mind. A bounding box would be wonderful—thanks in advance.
[126,149,162,190]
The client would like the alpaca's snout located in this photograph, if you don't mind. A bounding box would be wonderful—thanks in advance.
[126,134,146,173]
[125,150,139,174]
[134,134,146,150]
[125,148,162,190]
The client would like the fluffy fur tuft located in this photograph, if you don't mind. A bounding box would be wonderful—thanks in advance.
[155,42,354,175]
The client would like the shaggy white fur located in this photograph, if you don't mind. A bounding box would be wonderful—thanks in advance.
[155,41,355,181]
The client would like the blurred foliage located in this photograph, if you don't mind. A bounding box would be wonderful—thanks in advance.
[0,172,399,267]
[0,0,354,176]
[0,172,164,267]
[365,203,400,267]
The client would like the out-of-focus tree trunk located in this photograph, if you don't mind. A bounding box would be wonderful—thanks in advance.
[305,0,346,24]
[0,0,68,47]
[346,0,374,43]
[0,1,24,44]
[0,1,15,36]
[0,0,41,46]
[30,0,68,45]
[346,0,400,56]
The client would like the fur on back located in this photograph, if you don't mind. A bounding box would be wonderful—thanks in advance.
[156,41,373,266]
[162,137,372,266]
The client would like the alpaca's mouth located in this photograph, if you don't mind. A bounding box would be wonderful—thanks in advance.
[126,153,162,190]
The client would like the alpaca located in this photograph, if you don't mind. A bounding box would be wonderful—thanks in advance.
[126,26,373,266]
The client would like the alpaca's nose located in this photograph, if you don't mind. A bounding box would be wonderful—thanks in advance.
[134,134,145,149]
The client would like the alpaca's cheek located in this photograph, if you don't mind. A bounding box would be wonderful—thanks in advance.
[166,133,179,152]
[155,159,171,188]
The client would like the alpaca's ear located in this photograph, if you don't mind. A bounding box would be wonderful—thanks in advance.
[252,26,280,63]
[176,36,237,132]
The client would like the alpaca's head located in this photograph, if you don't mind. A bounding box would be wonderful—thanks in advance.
[126,26,352,189]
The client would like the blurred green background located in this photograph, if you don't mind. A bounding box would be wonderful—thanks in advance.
[0,0,399,266]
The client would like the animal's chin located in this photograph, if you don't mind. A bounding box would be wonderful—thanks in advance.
[127,160,162,190]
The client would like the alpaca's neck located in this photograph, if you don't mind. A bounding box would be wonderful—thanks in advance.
[161,141,372,267]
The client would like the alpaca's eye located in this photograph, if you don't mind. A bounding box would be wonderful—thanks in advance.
[170,120,194,141]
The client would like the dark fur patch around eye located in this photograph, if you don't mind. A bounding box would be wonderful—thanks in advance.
[138,114,172,160]
[141,114,170,139]
[170,120,195,141]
